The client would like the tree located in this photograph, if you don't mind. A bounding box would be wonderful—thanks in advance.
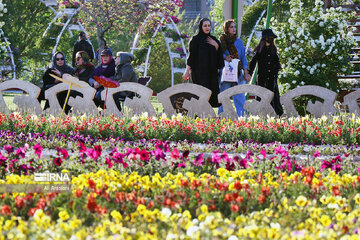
[0,0,7,59]
[79,0,178,53]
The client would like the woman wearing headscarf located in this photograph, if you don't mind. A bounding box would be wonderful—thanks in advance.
[218,19,252,117]
[37,51,75,110]
[112,51,138,111]
[182,18,224,108]
[249,29,283,116]
[74,51,95,83]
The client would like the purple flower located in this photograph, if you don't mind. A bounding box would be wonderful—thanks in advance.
[193,153,204,166]
[154,148,165,161]
[239,159,248,169]
[16,148,26,159]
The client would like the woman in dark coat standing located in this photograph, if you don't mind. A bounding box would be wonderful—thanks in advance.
[37,51,75,110]
[182,18,224,107]
[249,29,283,116]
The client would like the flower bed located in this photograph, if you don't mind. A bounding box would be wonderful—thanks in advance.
[0,112,360,145]
[0,112,360,238]
[1,168,360,239]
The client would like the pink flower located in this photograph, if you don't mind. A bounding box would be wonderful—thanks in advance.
[57,147,69,159]
[78,141,87,153]
[193,153,204,166]
[16,148,26,159]
[239,159,248,169]
[358,165,360,174]
[94,145,102,157]
[153,148,165,161]
[33,143,43,159]
[260,149,267,158]
[3,145,14,154]
[105,158,113,168]
[313,150,320,158]
[171,148,180,160]
[87,148,99,161]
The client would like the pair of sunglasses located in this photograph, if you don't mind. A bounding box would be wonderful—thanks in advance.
[56,58,64,61]
[76,57,82,61]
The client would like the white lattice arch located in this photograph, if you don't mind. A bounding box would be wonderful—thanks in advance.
[0,32,16,79]
[130,14,188,86]
[38,0,95,58]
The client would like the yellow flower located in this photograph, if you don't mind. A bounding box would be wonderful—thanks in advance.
[200,204,208,214]
[354,193,360,204]
[111,210,123,222]
[59,210,70,221]
[320,215,332,227]
[137,204,147,215]
[295,196,308,207]
[217,168,227,177]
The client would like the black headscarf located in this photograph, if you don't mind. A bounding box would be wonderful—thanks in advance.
[195,18,212,41]
[49,51,74,74]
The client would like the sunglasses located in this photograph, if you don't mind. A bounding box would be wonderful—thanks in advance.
[76,57,82,61]
[56,58,64,61]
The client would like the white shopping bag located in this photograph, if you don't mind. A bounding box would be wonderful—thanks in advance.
[221,59,240,83]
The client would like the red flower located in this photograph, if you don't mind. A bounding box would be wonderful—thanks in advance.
[53,157,63,166]
[15,196,25,209]
[0,204,11,215]
[87,193,97,212]
[171,148,180,160]
[28,208,37,217]
[332,186,340,196]
[75,189,82,197]
[230,204,240,213]
[234,181,242,190]
[139,149,150,162]
[78,141,87,153]
[88,179,96,189]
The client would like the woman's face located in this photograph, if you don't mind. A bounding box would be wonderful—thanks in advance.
[75,54,84,66]
[101,55,111,64]
[115,55,120,66]
[228,22,236,36]
[55,53,64,67]
[202,21,211,35]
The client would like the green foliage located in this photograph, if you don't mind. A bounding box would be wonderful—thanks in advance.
[274,0,356,93]
[209,0,226,37]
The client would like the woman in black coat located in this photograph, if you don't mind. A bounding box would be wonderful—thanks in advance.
[38,51,75,110]
[182,18,224,108]
[249,29,283,116]
[74,51,95,84]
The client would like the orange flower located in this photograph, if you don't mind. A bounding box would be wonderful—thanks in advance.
[75,189,82,198]
[258,194,266,204]
[332,186,340,196]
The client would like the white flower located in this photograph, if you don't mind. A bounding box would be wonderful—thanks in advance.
[300,81,305,85]
[292,80,297,84]
[186,226,200,237]
[325,82,329,87]
[294,70,300,76]
[309,16,315,21]
[322,64,326,67]
[161,208,172,218]
[228,236,238,240]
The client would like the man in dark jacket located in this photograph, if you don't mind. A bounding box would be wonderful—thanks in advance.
[113,52,138,111]
[72,31,94,67]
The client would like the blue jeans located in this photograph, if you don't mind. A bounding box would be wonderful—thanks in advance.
[218,72,247,117]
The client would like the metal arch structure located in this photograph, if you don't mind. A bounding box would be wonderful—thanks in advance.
[0,32,16,79]
[130,14,188,86]
[38,0,95,58]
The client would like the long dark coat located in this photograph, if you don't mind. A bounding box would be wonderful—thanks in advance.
[249,45,283,116]
[187,34,224,107]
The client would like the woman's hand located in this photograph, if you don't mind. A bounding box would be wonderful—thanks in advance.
[206,37,219,50]
[182,71,191,81]
[244,69,252,82]
[52,69,62,83]
[182,66,191,81]
[225,55,232,62]
[93,81,101,89]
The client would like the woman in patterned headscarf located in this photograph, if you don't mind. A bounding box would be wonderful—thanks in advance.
[218,19,251,117]
[38,51,75,111]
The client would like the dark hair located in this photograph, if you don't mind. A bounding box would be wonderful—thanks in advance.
[254,38,277,55]
[223,19,236,34]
